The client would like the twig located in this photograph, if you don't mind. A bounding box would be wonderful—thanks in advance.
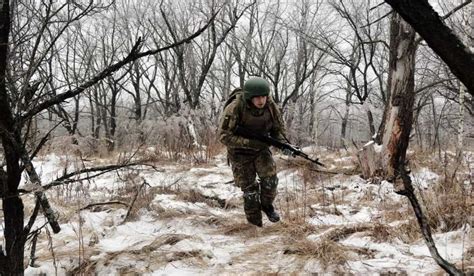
[164,176,183,189]
[361,10,393,28]
[441,0,472,20]
[369,2,386,11]
[123,179,149,223]
[28,119,65,162]
[28,229,41,268]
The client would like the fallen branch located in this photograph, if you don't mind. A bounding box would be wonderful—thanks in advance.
[80,201,129,211]
[397,166,464,275]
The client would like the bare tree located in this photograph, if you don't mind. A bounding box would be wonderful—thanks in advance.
[360,9,465,275]
[159,0,254,109]
[0,0,218,272]
[321,0,389,146]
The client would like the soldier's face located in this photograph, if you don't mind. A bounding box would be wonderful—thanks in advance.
[251,96,267,109]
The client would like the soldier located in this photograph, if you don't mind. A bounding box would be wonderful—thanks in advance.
[218,77,289,227]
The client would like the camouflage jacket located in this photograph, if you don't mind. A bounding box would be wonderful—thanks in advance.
[218,92,287,151]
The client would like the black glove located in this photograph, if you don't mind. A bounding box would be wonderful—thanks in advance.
[282,145,301,157]
[282,148,294,157]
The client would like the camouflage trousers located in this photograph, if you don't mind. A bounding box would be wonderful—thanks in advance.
[228,148,278,226]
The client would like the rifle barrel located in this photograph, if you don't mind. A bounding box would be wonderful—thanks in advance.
[234,125,325,167]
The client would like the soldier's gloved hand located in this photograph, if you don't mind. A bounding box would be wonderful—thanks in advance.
[282,148,294,157]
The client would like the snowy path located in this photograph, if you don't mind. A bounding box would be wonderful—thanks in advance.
[9,152,471,275]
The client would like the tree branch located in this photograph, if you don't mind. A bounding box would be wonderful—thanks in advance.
[397,167,464,275]
[385,0,474,94]
[41,162,148,190]
[20,9,220,121]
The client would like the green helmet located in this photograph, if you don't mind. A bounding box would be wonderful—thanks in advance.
[243,77,270,100]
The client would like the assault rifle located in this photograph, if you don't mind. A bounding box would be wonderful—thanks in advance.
[234,125,325,167]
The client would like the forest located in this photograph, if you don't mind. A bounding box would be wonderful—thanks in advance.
[0,0,472,274]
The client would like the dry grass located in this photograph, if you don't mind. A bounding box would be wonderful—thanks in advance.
[221,221,260,237]
[422,178,472,232]
[129,234,190,254]
[283,239,349,269]
[368,223,393,243]
[175,189,213,204]
[317,223,375,242]
[175,189,227,209]
[166,250,204,262]
[459,246,474,274]
[261,220,320,239]
[149,203,190,219]
[277,171,335,227]
[68,259,99,275]
[390,220,423,243]
[201,215,230,227]
[379,204,409,223]
[70,234,197,274]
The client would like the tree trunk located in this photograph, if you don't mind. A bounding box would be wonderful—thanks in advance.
[380,13,416,181]
[341,103,349,149]
[2,197,25,274]
[89,91,96,138]
[92,88,101,139]
[71,96,79,134]
[380,13,463,275]
[0,1,27,274]
[131,62,142,122]
[107,79,119,152]
[457,4,472,158]
[367,108,375,138]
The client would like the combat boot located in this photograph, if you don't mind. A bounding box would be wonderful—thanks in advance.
[243,191,262,227]
[262,204,280,223]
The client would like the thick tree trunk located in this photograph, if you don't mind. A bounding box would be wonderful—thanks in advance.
[0,1,26,274]
[380,13,416,182]
[380,13,463,275]
[384,0,474,94]
[2,197,25,274]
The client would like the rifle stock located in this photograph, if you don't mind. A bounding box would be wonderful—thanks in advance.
[234,125,325,167]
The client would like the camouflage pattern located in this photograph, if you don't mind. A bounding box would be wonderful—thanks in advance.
[218,91,286,226]
[259,175,278,209]
[227,148,276,226]
[219,92,286,150]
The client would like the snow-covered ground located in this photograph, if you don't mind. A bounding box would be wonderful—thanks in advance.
[2,149,472,274]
